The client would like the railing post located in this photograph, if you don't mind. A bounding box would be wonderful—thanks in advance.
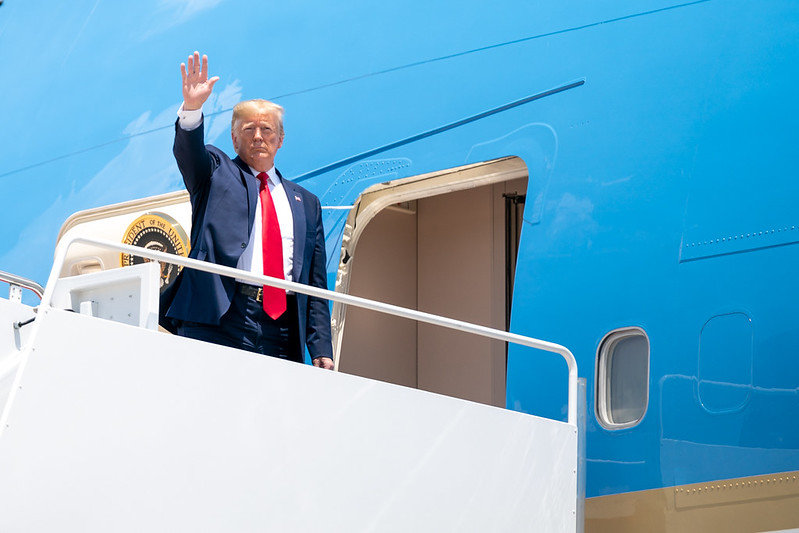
[8,284,22,303]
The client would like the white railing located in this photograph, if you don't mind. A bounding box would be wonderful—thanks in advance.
[43,235,580,425]
[0,270,44,301]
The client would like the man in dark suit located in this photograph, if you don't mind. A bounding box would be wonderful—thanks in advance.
[160,51,334,370]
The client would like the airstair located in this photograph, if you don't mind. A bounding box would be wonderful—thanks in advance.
[0,236,581,532]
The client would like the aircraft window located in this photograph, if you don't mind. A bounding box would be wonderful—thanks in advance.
[596,328,649,429]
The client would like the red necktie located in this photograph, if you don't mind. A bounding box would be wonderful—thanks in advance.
[257,172,287,319]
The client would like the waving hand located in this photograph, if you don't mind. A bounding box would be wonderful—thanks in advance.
[181,51,220,111]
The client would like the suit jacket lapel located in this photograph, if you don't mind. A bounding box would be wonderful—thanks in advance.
[234,156,259,234]
[281,174,306,282]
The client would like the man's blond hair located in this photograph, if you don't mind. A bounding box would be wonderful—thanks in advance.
[231,99,285,136]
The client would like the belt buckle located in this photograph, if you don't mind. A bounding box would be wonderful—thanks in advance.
[255,287,263,303]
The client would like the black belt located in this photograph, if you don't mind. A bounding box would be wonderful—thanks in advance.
[237,284,294,304]
[237,284,264,303]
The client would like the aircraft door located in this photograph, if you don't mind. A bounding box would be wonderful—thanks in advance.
[333,158,528,407]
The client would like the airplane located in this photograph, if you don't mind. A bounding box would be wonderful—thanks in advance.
[1,0,798,531]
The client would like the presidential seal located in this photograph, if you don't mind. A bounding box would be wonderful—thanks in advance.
[120,212,190,292]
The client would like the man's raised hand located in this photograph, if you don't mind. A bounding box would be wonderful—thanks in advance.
[181,51,220,111]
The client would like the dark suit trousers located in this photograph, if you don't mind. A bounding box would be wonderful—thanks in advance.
[177,289,301,362]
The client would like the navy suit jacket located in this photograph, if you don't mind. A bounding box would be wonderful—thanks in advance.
[160,118,333,361]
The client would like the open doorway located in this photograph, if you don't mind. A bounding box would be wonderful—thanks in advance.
[333,157,528,407]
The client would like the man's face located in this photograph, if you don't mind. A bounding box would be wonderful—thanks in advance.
[231,110,284,172]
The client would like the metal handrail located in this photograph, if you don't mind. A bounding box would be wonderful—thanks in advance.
[0,270,44,300]
[43,235,579,425]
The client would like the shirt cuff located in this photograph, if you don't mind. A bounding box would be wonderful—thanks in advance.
[177,103,203,131]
